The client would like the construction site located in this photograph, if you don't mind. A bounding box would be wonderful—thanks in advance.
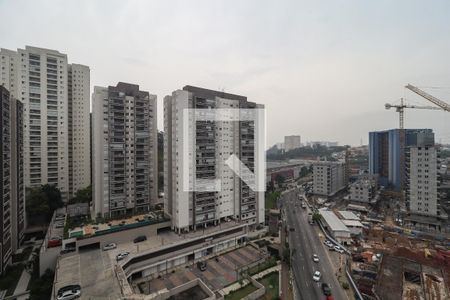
[347,224,450,300]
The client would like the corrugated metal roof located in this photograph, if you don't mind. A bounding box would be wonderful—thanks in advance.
[338,210,360,221]
[319,209,350,232]
[342,220,363,227]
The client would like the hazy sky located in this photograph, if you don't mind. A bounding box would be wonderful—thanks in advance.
[2,0,450,146]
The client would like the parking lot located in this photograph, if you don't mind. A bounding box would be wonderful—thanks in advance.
[135,245,266,294]
[54,249,122,300]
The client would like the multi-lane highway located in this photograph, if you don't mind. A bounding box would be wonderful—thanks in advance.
[281,189,348,300]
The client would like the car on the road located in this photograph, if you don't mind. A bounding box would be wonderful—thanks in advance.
[321,283,332,296]
[103,243,117,251]
[312,254,319,262]
[334,246,345,253]
[57,289,81,300]
[312,271,321,281]
[289,227,295,232]
[116,251,130,261]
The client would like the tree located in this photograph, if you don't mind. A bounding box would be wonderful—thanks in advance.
[275,174,285,187]
[26,185,63,224]
[299,166,310,178]
[69,185,92,204]
[312,212,322,223]
[29,269,54,300]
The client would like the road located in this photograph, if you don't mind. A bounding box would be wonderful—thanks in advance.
[281,189,348,300]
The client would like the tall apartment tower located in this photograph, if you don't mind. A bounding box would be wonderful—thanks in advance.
[369,128,434,190]
[164,86,264,233]
[284,135,301,152]
[92,83,158,218]
[0,46,91,201]
[68,64,91,196]
[405,130,440,217]
[0,86,24,274]
[313,161,346,197]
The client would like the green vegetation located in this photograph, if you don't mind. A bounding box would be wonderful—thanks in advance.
[225,283,258,300]
[312,212,322,222]
[28,269,54,300]
[440,149,450,158]
[258,272,280,300]
[68,185,92,204]
[0,263,24,296]
[341,282,350,290]
[247,257,277,276]
[299,166,310,178]
[275,175,285,187]
[12,246,33,263]
[267,145,348,161]
[265,191,280,210]
[26,184,63,225]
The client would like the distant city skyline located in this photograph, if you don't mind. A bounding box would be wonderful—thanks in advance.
[2,0,450,146]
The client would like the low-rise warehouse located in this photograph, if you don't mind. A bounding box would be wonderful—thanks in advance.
[319,209,351,244]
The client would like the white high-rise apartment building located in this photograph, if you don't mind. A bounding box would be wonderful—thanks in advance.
[92,83,158,218]
[284,135,301,152]
[313,161,347,196]
[68,64,91,196]
[0,46,91,201]
[164,86,264,233]
[406,131,440,217]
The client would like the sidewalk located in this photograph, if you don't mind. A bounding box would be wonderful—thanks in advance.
[12,267,30,300]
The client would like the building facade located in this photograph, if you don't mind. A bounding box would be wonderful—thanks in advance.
[369,128,434,190]
[349,174,378,203]
[284,135,301,152]
[313,161,346,196]
[0,86,24,274]
[92,83,158,218]
[68,64,91,196]
[0,46,91,201]
[164,86,264,233]
[405,130,440,217]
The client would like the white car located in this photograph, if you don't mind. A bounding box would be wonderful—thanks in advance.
[116,251,130,261]
[334,246,345,254]
[313,271,321,281]
[324,240,333,248]
[103,243,117,251]
[57,289,81,300]
[312,254,319,262]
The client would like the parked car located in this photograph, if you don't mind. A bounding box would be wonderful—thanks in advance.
[60,246,76,255]
[57,288,81,300]
[102,243,117,251]
[334,246,345,254]
[324,240,333,247]
[48,237,62,248]
[321,283,332,296]
[57,285,80,296]
[312,254,319,262]
[55,222,65,228]
[312,271,321,281]
[197,261,207,271]
[116,251,130,261]
[133,235,147,243]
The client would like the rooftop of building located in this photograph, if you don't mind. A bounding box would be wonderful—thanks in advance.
[342,220,364,227]
[338,211,360,221]
[67,210,168,239]
[319,209,350,232]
